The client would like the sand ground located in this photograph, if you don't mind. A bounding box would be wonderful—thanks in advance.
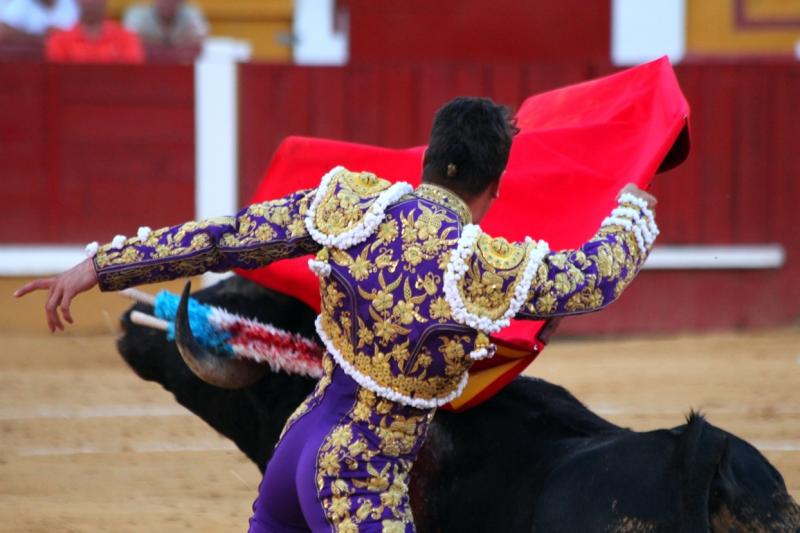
[0,326,798,532]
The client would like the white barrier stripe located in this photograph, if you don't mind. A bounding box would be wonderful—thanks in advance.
[0,404,193,421]
[0,246,88,275]
[1,244,785,276]
[643,244,786,270]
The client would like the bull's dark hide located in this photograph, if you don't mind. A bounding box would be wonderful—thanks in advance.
[117,277,800,532]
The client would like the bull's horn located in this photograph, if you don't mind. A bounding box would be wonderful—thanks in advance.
[174,281,267,389]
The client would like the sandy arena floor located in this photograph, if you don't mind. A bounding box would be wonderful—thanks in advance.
[0,327,798,532]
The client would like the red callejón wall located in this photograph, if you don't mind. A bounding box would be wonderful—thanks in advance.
[0,63,195,244]
[340,0,611,64]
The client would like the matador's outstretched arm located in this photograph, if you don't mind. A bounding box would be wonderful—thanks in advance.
[92,188,319,291]
[15,187,320,331]
[517,186,658,319]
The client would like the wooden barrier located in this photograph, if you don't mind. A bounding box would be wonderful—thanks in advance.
[0,62,195,244]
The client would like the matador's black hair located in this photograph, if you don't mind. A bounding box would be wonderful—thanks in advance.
[422,96,518,198]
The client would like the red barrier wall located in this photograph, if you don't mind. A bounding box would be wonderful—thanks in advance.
[340,0,610,64]
[0,63,195,243]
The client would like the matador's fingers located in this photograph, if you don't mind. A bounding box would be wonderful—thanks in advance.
[618,184,657,208]
[46,287,64,332]
[60,291,75,324]
[14,278,55,298]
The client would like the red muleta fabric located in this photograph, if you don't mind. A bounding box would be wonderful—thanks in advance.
[237,56,690,411]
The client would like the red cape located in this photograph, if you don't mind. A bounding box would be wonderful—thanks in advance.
[237,56,690,411]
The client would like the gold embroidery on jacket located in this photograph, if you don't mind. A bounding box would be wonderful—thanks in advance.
[398,205,458,272]
[314,170,392,238]
[314,189,481,402]
[94,189,317,291]
[458,235,536,321]
[521,221,649,318]
[477,233,526,270]
[415,183,472,225]
[320,313,467,401]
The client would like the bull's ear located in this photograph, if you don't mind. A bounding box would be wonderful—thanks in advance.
[174,281,267,389]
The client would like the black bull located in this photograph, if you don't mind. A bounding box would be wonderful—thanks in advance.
[117,277,799,532]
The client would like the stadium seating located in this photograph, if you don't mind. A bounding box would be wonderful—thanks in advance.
[108,0,293,61]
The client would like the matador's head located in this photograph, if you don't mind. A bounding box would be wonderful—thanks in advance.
[422,97,519,223]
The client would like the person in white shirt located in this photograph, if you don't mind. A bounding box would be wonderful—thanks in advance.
[0,0,78,43]
[123,0,206,48]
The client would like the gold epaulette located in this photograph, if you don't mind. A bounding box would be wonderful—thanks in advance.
[305,166,413,249]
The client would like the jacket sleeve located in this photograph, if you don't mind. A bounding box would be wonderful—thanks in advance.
[516,193,659,319]
[91,188,320,291]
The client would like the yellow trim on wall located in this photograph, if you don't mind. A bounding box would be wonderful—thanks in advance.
[747,0,800,18]
[687,0,800,55]
[108,0,293,61]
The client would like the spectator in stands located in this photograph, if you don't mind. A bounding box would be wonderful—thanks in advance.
[46,0,144,63]
[0,0,78,43]
[123,0,207,48]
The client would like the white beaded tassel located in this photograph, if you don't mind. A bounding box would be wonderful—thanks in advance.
[308,258,331,277]
[85,241,99,258]
[606,193,660,250]
[137,226,152,242]
[110,235,127,249]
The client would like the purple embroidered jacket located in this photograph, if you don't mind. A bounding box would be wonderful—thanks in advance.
[93,167,658,408]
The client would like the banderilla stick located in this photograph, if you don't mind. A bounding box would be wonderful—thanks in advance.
[121,288,156,306]
[130,310,169,332]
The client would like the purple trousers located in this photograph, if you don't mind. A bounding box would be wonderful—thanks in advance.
[249,355,434,532]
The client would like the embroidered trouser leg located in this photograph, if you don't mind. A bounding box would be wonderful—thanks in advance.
[249,359,433,532]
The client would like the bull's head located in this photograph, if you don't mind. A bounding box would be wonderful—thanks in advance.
[174,281,267,388]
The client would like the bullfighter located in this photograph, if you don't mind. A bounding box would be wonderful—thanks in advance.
[16,97,658,532]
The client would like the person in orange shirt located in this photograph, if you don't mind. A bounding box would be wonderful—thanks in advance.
[46,0,144,63]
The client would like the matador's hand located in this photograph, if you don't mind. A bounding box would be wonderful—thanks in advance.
[618,183,657,209]
[14,258,98,332]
